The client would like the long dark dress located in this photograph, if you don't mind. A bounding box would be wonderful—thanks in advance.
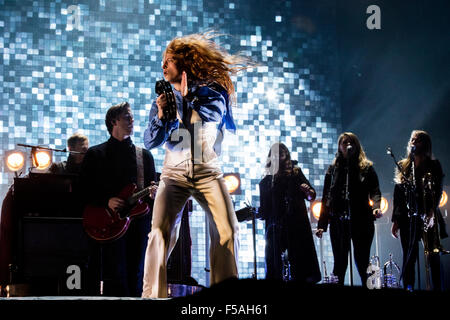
[259,166,321,283]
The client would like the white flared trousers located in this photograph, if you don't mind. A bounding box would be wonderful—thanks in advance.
[142,176,239,298]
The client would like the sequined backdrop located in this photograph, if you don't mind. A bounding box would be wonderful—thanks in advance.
[0,0,341,286]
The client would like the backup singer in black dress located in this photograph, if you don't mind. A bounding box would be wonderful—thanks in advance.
[316,132,382,286]
[391,130,448,291]
[259,143,321,283]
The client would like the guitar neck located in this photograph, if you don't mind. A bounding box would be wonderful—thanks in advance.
[128,186,151,204]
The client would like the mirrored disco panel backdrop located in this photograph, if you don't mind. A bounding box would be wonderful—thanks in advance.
[0,0,341,285]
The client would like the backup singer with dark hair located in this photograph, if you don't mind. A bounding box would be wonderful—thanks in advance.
[259,143,321,283]
[80,102,156,297]
[316,132,382,286]
[141,33,252,298]
[391,130,448,291]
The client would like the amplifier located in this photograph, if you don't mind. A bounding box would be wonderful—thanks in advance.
[18,216,89,295]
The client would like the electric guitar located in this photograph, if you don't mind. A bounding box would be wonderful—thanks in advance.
[82,183,157,242]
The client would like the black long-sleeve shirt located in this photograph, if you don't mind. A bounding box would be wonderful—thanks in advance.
[259,167,314,224]
[318,162,381,232]
[80,136,156,209]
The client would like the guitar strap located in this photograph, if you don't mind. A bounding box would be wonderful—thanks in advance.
[136,146,144,190]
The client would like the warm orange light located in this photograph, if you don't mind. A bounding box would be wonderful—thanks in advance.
[369,197,389,214]
[224,174,240,194]
[380,197,388,214]
[32,150,52,170]
[6,152,25,171]
[440,191,448,208]
[311,201,322,220]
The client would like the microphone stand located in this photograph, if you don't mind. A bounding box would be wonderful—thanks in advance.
[344,159,353,287]
[239,199,258,280]
[17,143,85,155]
[251,206,257,280]
[386,146,419,289]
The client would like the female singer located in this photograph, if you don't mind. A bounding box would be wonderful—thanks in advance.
[141,33,251,298]
[316,132,382,286]
[391,130,447,291]
[259,142,321,283]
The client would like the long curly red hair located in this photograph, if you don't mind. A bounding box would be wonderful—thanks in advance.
[164,32,252,105]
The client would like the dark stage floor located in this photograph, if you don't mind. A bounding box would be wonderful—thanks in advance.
[1,279,449,319]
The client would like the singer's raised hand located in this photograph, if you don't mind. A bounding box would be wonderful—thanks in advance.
[181,71,188,97]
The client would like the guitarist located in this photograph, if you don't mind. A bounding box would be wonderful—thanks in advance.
[80,102,156,297]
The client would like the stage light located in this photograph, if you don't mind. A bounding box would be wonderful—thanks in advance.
[311,201,322,220]
[223,173,241,195]
[5,150,25,172]
[380,197,388,214]
[440,191,448,208]
[31,148,52,170]
[369,197,389,214]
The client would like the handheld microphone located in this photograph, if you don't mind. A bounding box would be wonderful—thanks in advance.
[344,145,353,166]
[410,145,416,159]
